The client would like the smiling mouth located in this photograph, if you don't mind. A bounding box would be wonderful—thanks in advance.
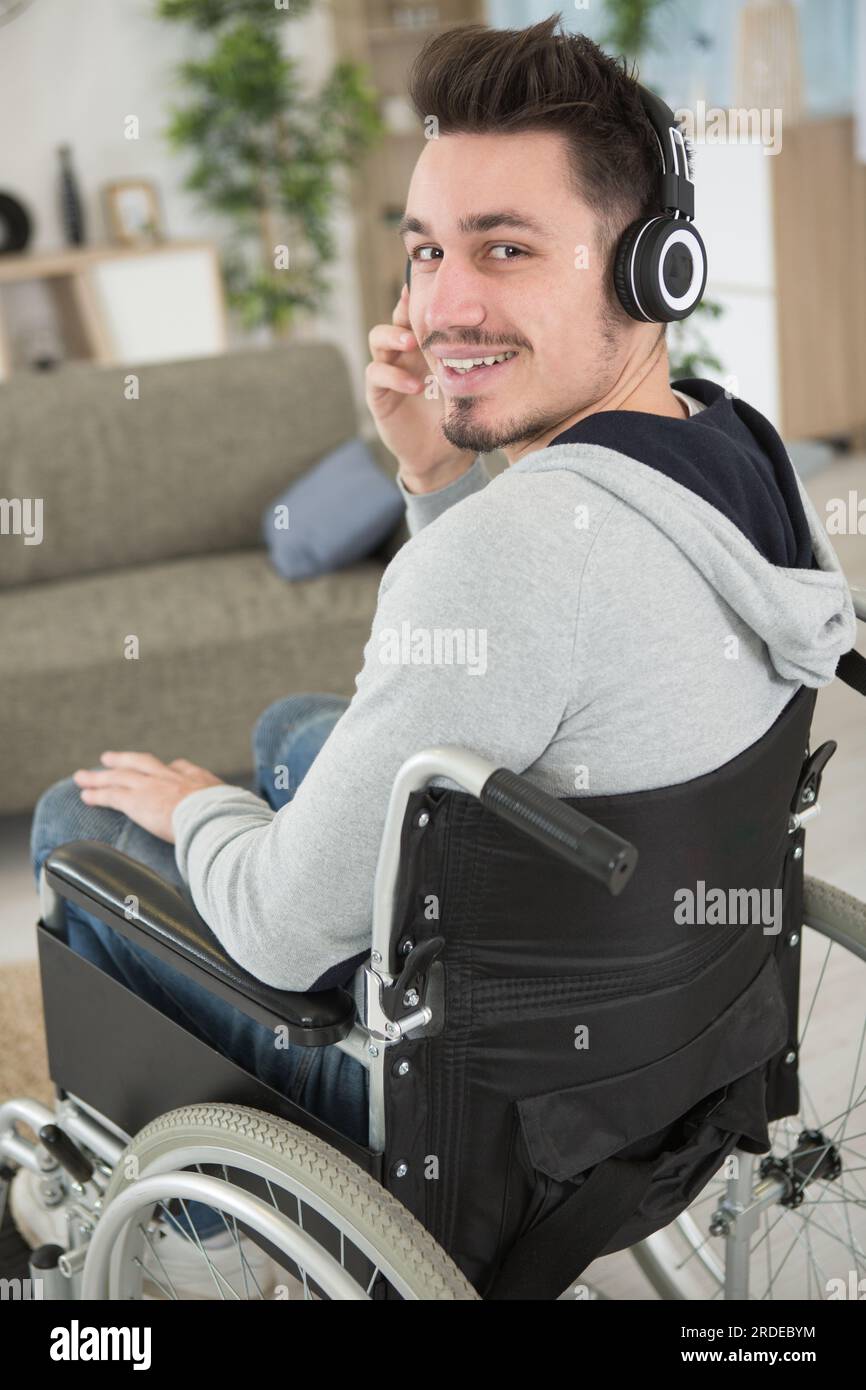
[438,351,519,390]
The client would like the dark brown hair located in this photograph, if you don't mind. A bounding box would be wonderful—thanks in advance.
[407,12,687,323]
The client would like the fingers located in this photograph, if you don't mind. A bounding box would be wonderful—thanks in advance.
[72,768,138,813]
[368,319,418,364]
[366,292,420,408]
[366,360,423,397]
[73,767,143,790]
[73,748,173,791]
[393,282,412,329]
[96,750,168,774]
[77,785,134,812]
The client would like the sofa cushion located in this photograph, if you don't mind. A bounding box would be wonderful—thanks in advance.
[0,343,361,590]
[0,549,384,814]
[262,436,405,580]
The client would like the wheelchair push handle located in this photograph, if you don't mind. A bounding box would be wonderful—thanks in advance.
[480,768,638,896]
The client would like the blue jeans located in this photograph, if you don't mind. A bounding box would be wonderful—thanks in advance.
[31,692,365,1241]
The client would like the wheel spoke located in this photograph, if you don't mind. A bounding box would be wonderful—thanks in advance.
[798,936,833,1051]
[134,1220,179,1300]
[161,1197,239,1300]
[645,912,866,1301]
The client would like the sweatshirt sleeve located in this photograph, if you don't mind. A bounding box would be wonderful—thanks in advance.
[396,455,490,536]
[172,476,582,992]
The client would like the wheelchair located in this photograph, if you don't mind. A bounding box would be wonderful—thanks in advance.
[2,588,865,1301]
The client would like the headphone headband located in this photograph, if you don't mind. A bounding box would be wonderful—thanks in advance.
[635,83,694,221]
[610,80,706,323]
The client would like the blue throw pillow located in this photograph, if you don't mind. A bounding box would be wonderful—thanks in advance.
[262,437,405,580]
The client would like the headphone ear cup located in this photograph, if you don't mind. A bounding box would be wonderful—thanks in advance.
[613,219,650,321]
[645,219,707,322]
[614,216,707,324]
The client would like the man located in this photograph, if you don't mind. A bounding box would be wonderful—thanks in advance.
[23,16,855,1281]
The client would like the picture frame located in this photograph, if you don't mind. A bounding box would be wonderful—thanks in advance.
[102,179,164,247]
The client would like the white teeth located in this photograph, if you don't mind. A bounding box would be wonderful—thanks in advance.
[442,351,516,372]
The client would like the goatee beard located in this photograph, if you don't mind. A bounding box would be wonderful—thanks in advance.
[441,401,568,456]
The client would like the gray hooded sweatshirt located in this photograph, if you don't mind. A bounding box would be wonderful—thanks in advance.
[172,385,857,997]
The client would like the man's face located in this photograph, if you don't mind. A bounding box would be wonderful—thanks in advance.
[400,130,634,460]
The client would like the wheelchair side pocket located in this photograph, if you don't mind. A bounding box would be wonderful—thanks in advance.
[497,952,789,1269]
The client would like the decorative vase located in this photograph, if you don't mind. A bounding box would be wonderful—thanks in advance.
[58,145,85,246]
[0,190,31,254]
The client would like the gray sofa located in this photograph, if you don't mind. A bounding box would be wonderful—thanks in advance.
[0,344,408,815]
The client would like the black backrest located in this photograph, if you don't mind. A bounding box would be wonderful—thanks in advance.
[382,686,816,1295]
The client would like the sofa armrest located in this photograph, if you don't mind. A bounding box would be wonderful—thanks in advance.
[41,841,356,1047]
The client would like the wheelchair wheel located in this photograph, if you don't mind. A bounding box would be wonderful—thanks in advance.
[82,1104,479,1300]
[633,876,866,1300]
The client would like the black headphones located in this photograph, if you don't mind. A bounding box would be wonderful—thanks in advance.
[405,82,707,325]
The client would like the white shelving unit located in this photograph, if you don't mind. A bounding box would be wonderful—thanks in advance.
[0,241,228,380]
[692,138,780,426]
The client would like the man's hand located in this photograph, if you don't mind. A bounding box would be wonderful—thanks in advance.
[73,752,225,843]
[365,284,476,492]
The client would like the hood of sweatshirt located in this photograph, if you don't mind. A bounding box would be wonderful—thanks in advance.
[508,377,856,687]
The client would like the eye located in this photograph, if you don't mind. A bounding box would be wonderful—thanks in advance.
[408,244,528,265]
[488,245,528,260]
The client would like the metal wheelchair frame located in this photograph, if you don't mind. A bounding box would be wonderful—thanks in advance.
[2,585,863,1299]
[0,740,636,1298]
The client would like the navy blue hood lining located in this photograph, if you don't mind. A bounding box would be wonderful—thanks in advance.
[547,378,814,571]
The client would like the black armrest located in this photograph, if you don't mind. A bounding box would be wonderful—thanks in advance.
[42,841,357,1047]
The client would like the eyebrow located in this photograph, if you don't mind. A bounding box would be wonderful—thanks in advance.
[397,209,552,241]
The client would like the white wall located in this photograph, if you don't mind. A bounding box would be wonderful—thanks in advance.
[685,139,780,426]
[856,0,866,161]
[0,0,368,408]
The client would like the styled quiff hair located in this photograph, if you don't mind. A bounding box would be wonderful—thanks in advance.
[407,11,690,323]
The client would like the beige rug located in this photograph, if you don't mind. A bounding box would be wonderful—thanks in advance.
[0,961,53,1109]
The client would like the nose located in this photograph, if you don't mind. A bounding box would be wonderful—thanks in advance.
[421,258,487,339]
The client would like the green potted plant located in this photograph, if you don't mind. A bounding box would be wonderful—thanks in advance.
[603,0,674,56]
[157,0,385,333]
